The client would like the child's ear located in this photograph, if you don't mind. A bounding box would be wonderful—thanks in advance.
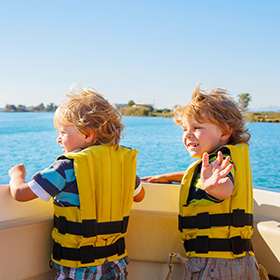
[220,126,232,142]
[84,128,96,144]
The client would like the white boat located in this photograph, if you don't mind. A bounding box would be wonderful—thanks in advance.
[0,183,279,280]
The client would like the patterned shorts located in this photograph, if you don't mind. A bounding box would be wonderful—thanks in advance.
[53,257,129,280]
[185,254,260,280]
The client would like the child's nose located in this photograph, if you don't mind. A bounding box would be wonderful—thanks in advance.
[57,136,61,143]
[184,130,192,138]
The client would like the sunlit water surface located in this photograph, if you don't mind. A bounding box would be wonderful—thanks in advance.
[0,113,279,192]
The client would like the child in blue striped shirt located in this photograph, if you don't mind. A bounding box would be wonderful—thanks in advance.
[9,85,145,280]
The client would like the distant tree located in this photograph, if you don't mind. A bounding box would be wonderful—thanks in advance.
[155,109,163,113]
[46,103,58,112]
[17,105,27,112]
[162,108,171,113]
[143,104,154,111]
[139,106,152,116]
[5,104,17,112]
[32,103,45,112]
[127,100,135,106]
[237,93,252,111]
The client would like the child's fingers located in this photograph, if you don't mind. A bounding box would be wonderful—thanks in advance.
[219,163,233,177]
[141,175,168,183]
[141,176,152,181]
[8,164,26,177]
[217,151,223,163]
[202,152,210,167]
[221,156,231,169]
[147,177,158,183]
[211,151,223,169]
[217,176,230,185]
[141,176,156,183]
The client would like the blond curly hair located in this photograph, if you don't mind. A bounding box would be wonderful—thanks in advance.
[174,85,250,145]
[54,85,124,146]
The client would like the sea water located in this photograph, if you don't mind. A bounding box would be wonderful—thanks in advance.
[0,113,279,192]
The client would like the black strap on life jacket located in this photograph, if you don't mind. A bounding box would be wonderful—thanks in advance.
[178,209,253,232]
[54,215,129,237]
[184,236,253,255]
[53,237,126,264]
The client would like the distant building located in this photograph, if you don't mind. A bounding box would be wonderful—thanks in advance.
[113,103,127,109]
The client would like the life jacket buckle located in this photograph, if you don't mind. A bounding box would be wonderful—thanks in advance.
[80,245,95,264]
[195,236,209,254]
[82,219,97,237]
[58,216,67,235]
[53,242,61,261]
[178,215,183,232]
[121,216,129,234]
[183,239,189,252]
[231,236,243,255]
[232,209,245,227]
[197,212,211,229]
[116,238,125,255]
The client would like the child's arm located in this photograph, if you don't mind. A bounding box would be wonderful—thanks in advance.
[200,151,233,200]
[141,171,185,183]
[9,164,38,201]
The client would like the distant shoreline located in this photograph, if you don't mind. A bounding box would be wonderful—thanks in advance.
[1,110,280,123]
[119,110,280,123]
[246,112,280,123]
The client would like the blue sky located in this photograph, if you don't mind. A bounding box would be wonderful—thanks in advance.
[0,0,279,110]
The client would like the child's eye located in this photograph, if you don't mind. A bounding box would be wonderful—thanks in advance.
[194,126,201,129]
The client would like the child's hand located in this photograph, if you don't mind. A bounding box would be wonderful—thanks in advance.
[201,151,233,193]
[141,171,185,183]
[141,175,171,183]
[9,164,37,201]
[9,164,26,179]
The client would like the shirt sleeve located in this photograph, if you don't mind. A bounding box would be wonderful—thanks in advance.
[31,158,75,198]
[134,175,143,197]
[28,180,52,201]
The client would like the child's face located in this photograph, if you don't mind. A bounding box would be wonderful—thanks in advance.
[56,124,88,153]
[182,116,229,158]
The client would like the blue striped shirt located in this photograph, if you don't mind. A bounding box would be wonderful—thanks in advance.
[33,158,79,206]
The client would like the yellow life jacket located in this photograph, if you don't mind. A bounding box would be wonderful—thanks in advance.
[179,143,254,259]
[51,145,138,267]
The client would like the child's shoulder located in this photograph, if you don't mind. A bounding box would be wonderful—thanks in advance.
[224,143,249,153]
[53,156,74,171]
